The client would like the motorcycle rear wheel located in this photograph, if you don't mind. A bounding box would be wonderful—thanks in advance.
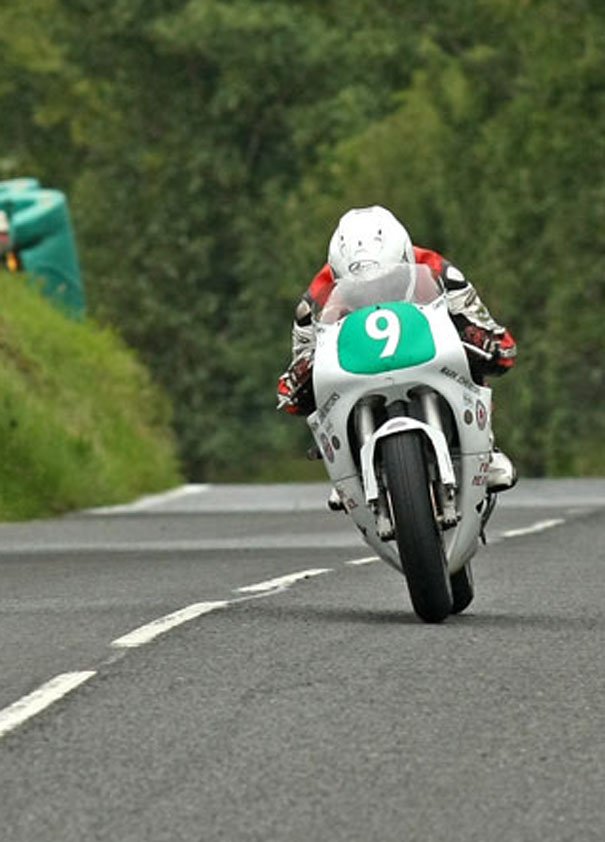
[382,431,453,623]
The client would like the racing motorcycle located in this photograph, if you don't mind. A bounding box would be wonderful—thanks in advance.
[307,262,497,623]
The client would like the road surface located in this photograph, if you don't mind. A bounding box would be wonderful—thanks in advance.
[0,479,604,841]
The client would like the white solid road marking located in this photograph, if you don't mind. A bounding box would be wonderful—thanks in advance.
[0,671,96,740]
[112,600,229,648]
[87,484,210,514]
[500,519,565,539]
[237,568,332,594]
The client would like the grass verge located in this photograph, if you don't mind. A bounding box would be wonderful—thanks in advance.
[0,273,182,520]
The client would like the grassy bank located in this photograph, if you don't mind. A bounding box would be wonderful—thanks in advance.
[0,274,182,520]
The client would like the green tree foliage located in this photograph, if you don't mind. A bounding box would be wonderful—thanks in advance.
[476,1,605,474]
[2,0,603,478]
[43,0,417,478]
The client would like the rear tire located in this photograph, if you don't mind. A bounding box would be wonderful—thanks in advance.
[450,564,474,614]
[382,432,452,623]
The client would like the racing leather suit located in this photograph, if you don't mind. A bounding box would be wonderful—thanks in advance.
[278,246,516,416]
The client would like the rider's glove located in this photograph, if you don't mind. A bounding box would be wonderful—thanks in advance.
[462,325,517,375]
[276,356,313,415]
[462,325,499,355]
[491,329,517,372]
[277,372,300,415]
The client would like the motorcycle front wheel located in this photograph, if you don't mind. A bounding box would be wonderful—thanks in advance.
[382,431,453,623]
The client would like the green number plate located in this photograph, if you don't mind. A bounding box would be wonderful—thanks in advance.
[337,302,436,374]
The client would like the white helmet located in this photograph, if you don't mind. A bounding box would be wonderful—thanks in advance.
[327,205,415,278]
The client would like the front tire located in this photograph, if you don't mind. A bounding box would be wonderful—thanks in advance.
[382,432,453,623]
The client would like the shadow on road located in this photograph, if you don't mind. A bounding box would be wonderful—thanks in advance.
[236,602,420,626]
[235,601,605,631]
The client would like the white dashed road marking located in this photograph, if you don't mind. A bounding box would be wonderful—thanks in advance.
[0,672,96,740]
[500,519,565,538]
[237,569,331,594]
[0,566,336,741]
[0,516,568,740]
[111,600,230,648]
[346,556,380,566]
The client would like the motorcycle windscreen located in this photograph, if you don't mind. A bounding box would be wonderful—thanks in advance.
[337,301,436,374]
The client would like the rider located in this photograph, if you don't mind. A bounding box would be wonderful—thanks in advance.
[276,205,517,500]
[0,210,19,272]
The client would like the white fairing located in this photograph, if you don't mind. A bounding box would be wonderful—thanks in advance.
[360,417,455,502]
[307,263,493,574]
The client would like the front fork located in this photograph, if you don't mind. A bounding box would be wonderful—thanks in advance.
[356,400,394,540]
[359,392,458,541]
[418,391,458,529]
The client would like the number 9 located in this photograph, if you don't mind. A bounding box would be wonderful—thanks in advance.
[365,310,401,358]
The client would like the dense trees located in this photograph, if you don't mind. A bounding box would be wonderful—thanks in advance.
[1,0,603,477]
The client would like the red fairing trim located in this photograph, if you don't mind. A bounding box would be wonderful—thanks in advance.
[413,246,445,276]
[307,263,336,309]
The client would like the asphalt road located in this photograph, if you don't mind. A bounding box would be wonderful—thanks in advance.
[0,479,604,841]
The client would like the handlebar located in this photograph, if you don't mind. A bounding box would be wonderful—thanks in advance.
[462,341,494,361]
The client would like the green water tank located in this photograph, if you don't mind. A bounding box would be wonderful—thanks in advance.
[0,177,41,199]
[0,180,85,318]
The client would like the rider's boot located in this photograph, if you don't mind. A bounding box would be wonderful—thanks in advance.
[488,448,518,493]
[327,487,345,512]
